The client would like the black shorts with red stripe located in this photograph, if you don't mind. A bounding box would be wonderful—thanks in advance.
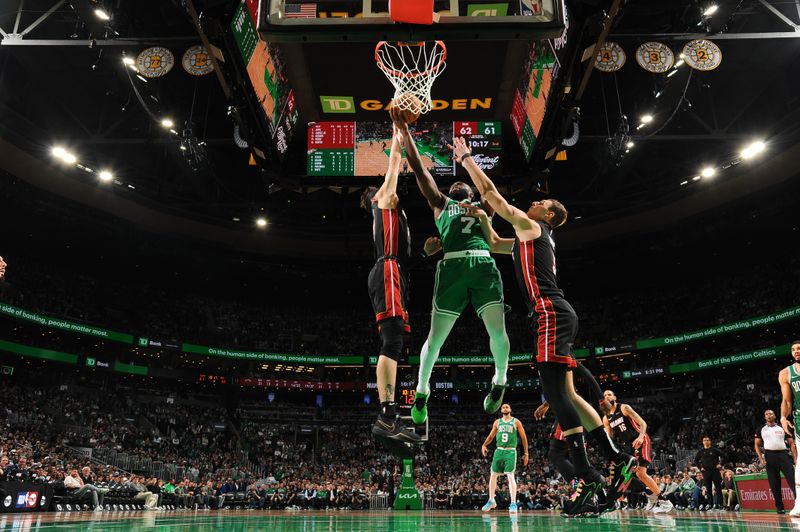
[633,434,652,467]
[550,422,565,442]
[531,295,578,367]
[368,258,410,331]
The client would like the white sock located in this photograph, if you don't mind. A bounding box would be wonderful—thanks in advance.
[482,305,509,386]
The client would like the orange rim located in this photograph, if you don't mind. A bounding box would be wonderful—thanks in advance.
[375,40,447,79]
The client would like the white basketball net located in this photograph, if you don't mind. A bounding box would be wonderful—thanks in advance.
[375,41,447,115]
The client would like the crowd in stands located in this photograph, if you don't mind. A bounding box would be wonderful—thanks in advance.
[0,367,787,512]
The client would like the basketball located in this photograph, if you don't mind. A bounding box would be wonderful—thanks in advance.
[391,93,423,124]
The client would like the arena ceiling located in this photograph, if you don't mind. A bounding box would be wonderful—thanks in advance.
[1,0,799,257]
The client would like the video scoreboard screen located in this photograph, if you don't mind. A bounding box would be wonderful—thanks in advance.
[307,121,502,177]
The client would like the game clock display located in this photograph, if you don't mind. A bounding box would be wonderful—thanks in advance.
[307,121,501,177]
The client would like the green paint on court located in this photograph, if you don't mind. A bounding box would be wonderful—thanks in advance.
[0,510,795,531]
[381,141,451,168]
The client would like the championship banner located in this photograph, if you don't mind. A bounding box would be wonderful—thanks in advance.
[635,42,674,73]
[136,47,175,78]
[594,42,626,72]
[734,473,794,511]
[682,39,722,71]
[0,303,134,343]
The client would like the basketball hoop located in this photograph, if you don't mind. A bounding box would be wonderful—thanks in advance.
[375,41,447,115]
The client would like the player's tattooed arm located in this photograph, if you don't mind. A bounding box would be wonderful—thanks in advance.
[459,203,513,254]
[516,419,529,466]
[780,368,795,434]
[622,404,648,449]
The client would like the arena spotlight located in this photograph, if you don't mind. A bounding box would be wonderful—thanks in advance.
[256,218,267,228]
[692,175,701,181]
[51,146,66,158]
[626,141,634,148]
[703,4,719,16]
[640,114,654,124]
[122,56,135,66]
[701,167,716,178]
[667,70,679,78]
[98,171,113,182]
[94,8,110,21]
[63,153,77,164]
[161,118,174,128]
[674,59,685,68]
[740,140,766,159]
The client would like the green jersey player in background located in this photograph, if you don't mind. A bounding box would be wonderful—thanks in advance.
[392,108,511,424]
[778,339,800,517]
[480,403,529,514]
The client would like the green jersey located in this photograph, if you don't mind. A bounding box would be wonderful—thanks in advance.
[789,364,800,417]
[435,198,491,253]
[496,417,518,449]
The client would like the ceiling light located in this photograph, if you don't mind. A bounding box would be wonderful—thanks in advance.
[667,70,678,78]
[94,8,110,21]
[655,91,662,99]
[674,59,685,68]
[626,141,634,148]
[703,4,719,16]
[740,140,766,159]
[136,75,148,83]
[701,167,715,178]
[161,118,174,128]
[256,218,267,228]
[62,152,77,164]
[692,175,702,181]
[680,180,689,186]
[640,114,653,124]
[51,146,66,158]
[122,56,135,66]
[99,171,113,182]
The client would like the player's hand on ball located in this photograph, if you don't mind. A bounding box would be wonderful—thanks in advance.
[423,237,442,256]
[481,444,488,458]
[452,136,471,161]
[389,106,408,131]
[534,402,549,420]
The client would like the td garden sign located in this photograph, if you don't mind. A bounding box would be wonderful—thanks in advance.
[320,96,493,114]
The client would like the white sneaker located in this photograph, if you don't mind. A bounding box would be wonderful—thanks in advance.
[653,499,674,513]
[789,506,800,517]
[645,494,658,511]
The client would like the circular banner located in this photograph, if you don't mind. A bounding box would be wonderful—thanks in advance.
[682,39,722,71]
[594,42,626,72]
[182,45,214,76]
[635,42,675,73]
[136,47,175,78]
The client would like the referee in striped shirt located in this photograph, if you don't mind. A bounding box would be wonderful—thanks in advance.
[755,409,796,514]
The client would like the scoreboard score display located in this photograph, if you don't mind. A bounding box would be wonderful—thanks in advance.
[307,121,501,177]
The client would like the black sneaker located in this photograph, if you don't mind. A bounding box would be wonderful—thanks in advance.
[606,454,637,501]
[562,473,604,517]
[372,416,422,444]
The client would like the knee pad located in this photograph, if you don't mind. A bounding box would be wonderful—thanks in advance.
[378,318,404,361]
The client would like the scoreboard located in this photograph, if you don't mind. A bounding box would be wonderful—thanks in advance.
[307,121,502,177]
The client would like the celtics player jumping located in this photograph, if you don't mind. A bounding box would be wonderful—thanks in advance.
[778,339,800,517]
[392,108,511,423]
[481,403,528,514]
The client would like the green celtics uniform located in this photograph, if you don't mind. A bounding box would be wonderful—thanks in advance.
[433,198,504,317]
[491,417,518,474]
[788,364,800,427]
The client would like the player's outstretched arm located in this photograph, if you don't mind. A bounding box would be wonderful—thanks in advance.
[375,127,403,209]
[780,368,795,434]
[459,203,513,254]
[452,137,537,235]
[392,109,446,213]
[515,419,529,467]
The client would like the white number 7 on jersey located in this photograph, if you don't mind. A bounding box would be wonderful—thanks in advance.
[460,216,476,234]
